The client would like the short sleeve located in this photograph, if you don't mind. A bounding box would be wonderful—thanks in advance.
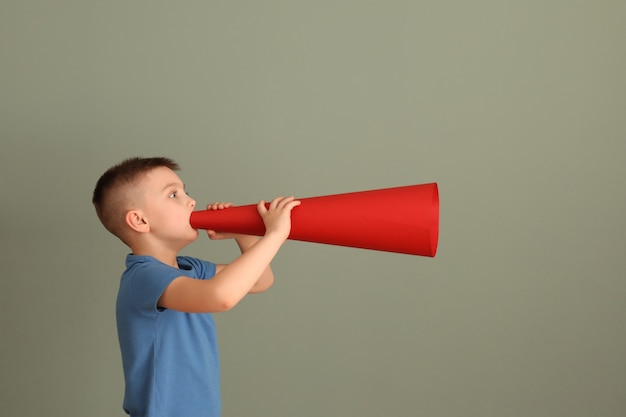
[176,256,217,280]
[127,261,185,312]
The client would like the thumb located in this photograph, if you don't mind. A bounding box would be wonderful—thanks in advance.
[257,200,267,214]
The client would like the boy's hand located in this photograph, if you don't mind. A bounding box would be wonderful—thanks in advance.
[257,196,301,240]
[205,202,239,240]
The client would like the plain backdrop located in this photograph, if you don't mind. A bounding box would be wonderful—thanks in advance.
[1,1,625,416]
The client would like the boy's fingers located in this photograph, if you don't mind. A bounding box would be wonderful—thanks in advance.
[259,196,299,213]
[207,202,234,210]
[270,196,286,209]
[275,196,295,208]
[283,197,300,210]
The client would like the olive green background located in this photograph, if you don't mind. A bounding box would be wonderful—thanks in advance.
[2,1,625,416]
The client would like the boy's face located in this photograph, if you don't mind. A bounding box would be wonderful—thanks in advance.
[136,166,198,247]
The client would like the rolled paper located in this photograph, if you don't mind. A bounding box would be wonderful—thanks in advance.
[190,183,439,257]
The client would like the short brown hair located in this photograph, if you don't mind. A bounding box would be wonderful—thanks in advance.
[92,157,180,242]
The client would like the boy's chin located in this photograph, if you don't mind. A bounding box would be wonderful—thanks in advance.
[178,231,199,249]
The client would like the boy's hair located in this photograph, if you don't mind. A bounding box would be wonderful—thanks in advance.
[92,157,180,243]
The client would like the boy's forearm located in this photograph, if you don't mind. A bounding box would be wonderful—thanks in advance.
[234,235,274,293]
[234,235,260,252]
[212,233,284,308]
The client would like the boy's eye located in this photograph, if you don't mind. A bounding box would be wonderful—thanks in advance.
[169,192,177,198]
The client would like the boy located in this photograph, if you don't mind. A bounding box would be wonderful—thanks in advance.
[92,157,300,417]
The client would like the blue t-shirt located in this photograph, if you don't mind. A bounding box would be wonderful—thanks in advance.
[116,254,220,417]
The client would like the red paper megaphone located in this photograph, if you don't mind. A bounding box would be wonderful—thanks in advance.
[190,183,439,257]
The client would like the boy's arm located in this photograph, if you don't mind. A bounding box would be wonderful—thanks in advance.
[209,201,274,293]
[228,234,274,293]
[158,197,299,313]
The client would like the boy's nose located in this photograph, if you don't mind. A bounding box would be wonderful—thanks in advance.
[189,197,196,209]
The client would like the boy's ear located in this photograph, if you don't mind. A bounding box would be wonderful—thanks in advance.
[125,209,150,233]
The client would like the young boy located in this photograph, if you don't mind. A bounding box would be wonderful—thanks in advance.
[92,157,300,417]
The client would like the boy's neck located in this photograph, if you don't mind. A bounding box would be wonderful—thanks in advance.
[130,241,182,269]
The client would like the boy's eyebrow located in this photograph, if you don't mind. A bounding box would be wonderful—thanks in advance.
[162,182,185,191]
